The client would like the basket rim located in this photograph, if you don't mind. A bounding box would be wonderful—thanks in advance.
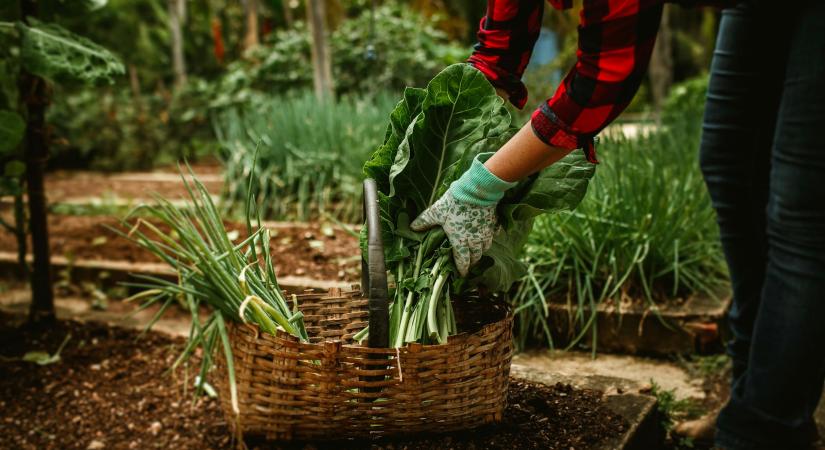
[232,312,514,353]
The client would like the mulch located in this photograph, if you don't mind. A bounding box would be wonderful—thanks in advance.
[0,318,628,450]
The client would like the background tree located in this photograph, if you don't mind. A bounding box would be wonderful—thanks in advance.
[169,0,187,88]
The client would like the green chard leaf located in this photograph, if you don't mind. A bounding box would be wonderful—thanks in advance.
[359,63,596,346]
[387,64,509,215]
[499,151,596,227]
[17,18,124,84]
[363,87,426,194]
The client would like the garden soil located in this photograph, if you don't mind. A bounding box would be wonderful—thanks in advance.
[0,317,627,450]
[0,215,361,281]
[43,163,224,204]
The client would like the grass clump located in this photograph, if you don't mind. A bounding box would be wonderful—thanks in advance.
[214,91,398,223]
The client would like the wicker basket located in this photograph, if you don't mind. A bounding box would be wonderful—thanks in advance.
[212,180,514,441]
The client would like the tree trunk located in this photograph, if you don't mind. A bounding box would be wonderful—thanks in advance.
[168,0,187,88]
[128,64,142,115]
[306,0,333,100]
[649,4,673,116]
[19,0,55,325]
[281,0,293,28]
[243,0,259,51]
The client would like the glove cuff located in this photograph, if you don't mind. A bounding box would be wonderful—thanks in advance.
[450,153,517,207]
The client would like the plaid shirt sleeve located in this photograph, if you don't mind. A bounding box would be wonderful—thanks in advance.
[469,0,665,163]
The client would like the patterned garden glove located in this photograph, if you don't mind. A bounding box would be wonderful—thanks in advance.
[411,153,517,276]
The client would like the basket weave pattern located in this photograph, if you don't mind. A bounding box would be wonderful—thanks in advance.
[214,287,513,441]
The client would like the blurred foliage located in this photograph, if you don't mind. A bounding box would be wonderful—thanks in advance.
[663,74,709,121]
[23,0,719,173]
[46,2,466,171]
[223,3,467,97]
[47,85,215,171]
[215,91,398,222]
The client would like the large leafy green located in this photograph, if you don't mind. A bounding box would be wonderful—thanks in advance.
[360,63,596,346]
[17,18,124,84]
[387,64,510,214]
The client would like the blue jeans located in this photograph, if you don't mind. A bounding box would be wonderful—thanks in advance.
[699,1,825,449]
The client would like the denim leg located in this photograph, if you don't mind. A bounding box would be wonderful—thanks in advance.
[698,2,788,382]
[715,1,825,448]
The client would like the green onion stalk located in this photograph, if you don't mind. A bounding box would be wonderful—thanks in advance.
[117,161,307,413]
[354,214,459,347]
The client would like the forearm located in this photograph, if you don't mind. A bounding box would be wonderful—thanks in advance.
[484,121,574,182]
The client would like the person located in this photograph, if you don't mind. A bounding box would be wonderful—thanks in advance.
[410,0,825,448]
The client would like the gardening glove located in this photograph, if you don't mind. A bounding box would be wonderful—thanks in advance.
[410,153,516,276]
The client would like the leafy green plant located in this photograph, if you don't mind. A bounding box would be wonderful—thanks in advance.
[214,91,397,222]
[17,18,124,84]
[356,64,594,346]
[511,103,727,350]
[47,83,216,171]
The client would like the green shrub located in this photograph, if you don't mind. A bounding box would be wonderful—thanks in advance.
[214,91,397,222]
[47,84,217,171]
[217,2,467,98]
[512,99,726,349]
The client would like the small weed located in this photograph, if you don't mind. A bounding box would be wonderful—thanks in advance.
[678,353,731,379]
[650,380,703,449]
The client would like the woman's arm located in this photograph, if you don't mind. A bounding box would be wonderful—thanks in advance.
[474,0,665,167]
[484,121,573,182]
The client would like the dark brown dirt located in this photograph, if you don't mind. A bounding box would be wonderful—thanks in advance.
[0,316,230,450]
[0,214,361,281]
[0,318,628,450]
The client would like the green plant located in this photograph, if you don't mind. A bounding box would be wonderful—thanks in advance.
[511,101,727,350]
[120,164,307,413]
[214,90,397,222]
[330,2,467,95]
[650,380,703,449]
[209,2,467,99]
[356,64,594,346]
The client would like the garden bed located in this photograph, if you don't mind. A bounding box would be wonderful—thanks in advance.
[545,292,730,356]
[0,214,361,283]
[0,317,632,449]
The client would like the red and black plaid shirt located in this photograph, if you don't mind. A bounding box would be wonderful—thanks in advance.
[469,0,729,163]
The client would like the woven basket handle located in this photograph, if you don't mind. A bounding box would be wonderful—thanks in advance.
[362,179,389,348]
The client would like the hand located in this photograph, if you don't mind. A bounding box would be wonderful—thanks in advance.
[410,191,498,276]
[410,152,516,276]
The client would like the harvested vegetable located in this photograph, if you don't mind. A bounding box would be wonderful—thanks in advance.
[118,163,306,413]
[359,64,595,346]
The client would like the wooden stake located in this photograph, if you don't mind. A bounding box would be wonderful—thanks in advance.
[306,0,333,100]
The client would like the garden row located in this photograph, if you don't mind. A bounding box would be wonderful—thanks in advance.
[0,76,728,355]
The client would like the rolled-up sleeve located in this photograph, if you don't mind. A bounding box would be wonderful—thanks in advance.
[531,0,664,162]
[467,0,545,109]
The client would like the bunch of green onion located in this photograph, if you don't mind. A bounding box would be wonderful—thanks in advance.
[118,163,307,413]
